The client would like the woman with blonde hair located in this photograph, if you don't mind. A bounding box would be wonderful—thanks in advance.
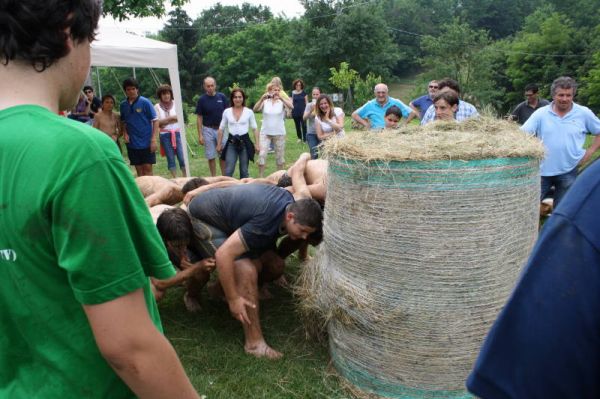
[314,94,345,141]
[253,82,293,177]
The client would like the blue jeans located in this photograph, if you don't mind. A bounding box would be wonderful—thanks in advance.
[225,142,249,178]
[306,134,321,159]
[159,132,185,172]
[541,167,578,209]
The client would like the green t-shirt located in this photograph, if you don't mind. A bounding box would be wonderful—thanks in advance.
[0,105,176,398]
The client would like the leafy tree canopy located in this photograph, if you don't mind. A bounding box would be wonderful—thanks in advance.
[102,0,187,21]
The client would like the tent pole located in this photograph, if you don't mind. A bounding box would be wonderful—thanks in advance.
[96,67,102,97]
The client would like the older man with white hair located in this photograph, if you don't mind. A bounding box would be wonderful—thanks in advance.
[352,83,416,129]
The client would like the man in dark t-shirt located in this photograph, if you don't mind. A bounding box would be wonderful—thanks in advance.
[159,153,322,359]
[510,83,550,125]
[195,76,229,176]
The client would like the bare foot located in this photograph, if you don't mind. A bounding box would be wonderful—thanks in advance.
[245,342,283,360]
[259,285,274,300]
[184,292,202,312]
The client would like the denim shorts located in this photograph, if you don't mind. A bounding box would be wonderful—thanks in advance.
[202,126,227,160]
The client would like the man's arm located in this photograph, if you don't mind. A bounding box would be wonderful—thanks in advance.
[580,134,600,166]
[215,232,256,325]
[289,153,312,200]
[150,119,159,153]
[351,110,370,130]
[404,109,418,125]
[409,102,420,117]
[392,98,416,125]
[83,289,200,399]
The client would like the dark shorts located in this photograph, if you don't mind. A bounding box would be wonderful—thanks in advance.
[127,147,156,166]
[188,218,271,261]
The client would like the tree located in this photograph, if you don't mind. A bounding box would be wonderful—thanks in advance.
[297,0,399,87]
[192,2,273,38]
[353,72,383,110]
[200,19,295,92]
[579,51,600,113]
[504,9,584,105]
[158,8,207,104]
[381,0,456,75]
[329,62,359,110]
[420,19,501,106]
[456,0,543,39]
[102,0,187,21]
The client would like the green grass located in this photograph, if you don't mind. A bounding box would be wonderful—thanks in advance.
[387,81,417,104]
[150,115,350,398]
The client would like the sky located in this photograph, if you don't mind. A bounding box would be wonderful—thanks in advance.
[100,0,305,35]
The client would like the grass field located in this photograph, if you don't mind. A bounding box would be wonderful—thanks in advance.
[149,115,351,399]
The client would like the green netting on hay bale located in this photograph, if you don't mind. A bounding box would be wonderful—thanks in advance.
[300,119,543,399]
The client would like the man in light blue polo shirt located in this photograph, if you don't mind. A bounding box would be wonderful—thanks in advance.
[352,83,416,129]
[522,76,600,208]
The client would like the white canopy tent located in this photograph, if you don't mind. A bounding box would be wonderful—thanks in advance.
[91,27,190,176]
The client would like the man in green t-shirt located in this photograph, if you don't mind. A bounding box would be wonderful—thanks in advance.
[0,1,200,398]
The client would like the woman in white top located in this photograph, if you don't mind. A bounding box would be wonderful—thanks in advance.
[253,82,293,177]
[216,88,259,178]
[154,84,185,177]
[315,94,345,141]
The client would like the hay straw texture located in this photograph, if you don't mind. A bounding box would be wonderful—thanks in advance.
[320,117,544,162]
[297,118,542,398]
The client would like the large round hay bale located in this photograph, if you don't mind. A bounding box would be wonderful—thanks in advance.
[299,118,544,398]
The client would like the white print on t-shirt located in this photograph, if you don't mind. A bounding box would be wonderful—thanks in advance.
[0,249,17,262]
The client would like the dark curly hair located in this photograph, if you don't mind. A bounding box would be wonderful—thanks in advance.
[0,0,101,71]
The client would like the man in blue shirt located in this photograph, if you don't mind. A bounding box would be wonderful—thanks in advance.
[409,80,438,120]
[521,76,600,208]
[120,78,159,177]
[195,76,229,176]
[351,83,416,129]
[467,156,600,399]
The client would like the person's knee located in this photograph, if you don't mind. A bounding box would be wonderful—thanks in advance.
[235,260,258,284]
